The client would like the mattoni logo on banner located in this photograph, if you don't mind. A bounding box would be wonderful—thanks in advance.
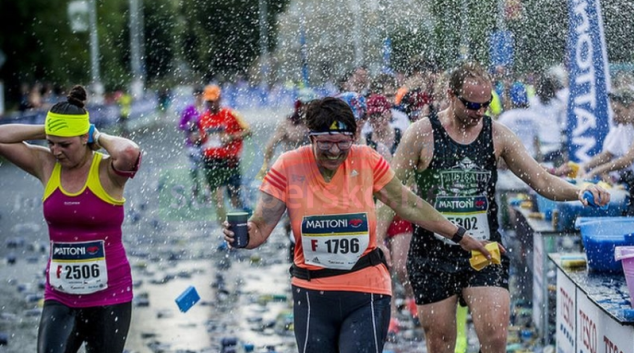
[566,0,611,162]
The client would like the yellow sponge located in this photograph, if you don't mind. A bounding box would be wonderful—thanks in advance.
[469,242,501,271]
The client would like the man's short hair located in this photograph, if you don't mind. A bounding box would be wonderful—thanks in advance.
[449,62,491,95]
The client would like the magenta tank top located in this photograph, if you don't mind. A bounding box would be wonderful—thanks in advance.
[43,152,132,307]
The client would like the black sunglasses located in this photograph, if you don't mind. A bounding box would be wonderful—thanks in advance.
[456,95,492,110]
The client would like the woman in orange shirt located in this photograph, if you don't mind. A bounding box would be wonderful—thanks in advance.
[222,97,491,353]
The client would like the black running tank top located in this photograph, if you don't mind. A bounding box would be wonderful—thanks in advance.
[411,113,499,258]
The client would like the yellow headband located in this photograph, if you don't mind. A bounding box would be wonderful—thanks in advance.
[45,111,90,137]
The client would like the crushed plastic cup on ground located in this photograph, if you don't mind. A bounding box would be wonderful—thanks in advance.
[175,285,200,313]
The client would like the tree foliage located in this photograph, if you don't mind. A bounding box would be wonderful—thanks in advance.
[2,0,632,111]
[179,0,290,83]
[0,0,289,109]
[0,0,90,105]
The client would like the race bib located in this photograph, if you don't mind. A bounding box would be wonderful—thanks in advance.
[203,127,224,148]
[301,213,370,270]
[49,241,108,295]
[433,195,491,244]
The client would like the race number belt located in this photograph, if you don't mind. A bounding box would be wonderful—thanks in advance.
[49,240,108,295]
[290,248,387,281]
[300,212,370,270]
[433,195,491,244]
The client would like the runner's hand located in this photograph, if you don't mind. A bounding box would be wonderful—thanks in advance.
[458,235,492,259]
[221,220,235,247]
[578,184,611,207]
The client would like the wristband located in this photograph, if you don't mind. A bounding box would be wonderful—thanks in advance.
[87,124,95,143]
[93,131,102,149]
[451,226,466,244]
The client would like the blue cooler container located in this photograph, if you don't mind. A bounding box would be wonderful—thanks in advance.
[575,217,634,272]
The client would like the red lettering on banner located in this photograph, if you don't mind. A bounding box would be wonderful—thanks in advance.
[560,287,574,327]
[579,309,597,353]
[311,239,318,251]
[603,336,623,353]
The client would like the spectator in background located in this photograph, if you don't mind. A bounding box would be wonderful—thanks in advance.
[397,61,437,122]
[158,87,172,114]
[28,82,43,111]
[19,82,32,112]
[347,65,371,96]
[258,88,318,178]
[497,82,542,160]
[370,73,400,105]
[554,88,634,215]
[199,84,252,225]
[116,89,133,138]
[488,65,512,117]
[362,92,409,142]
[529,75,567,164]
[41,82,59,110]
[335,91,368,145]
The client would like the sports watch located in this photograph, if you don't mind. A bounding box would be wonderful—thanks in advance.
[451,226,467,244]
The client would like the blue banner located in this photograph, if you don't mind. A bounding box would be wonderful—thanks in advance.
[565,0,611,162]
[489,30,514,68]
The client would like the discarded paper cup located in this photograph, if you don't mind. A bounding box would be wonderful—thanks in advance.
[227,212,249,248]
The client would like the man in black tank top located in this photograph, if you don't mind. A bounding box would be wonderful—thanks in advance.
[377,62,610,353]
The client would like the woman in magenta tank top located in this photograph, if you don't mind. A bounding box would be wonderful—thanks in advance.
[0,85,141,353]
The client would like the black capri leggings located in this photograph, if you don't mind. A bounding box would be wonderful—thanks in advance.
[292,285,391,353]
[37,300,132,353]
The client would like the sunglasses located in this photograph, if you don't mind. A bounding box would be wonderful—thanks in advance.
[313,139,353,151]
[456,95,492,111]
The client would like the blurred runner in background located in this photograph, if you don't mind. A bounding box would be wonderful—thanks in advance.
[199,84,252,224]
[178,86,207,201]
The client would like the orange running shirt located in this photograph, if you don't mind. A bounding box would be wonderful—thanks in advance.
[261,145,394,295]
